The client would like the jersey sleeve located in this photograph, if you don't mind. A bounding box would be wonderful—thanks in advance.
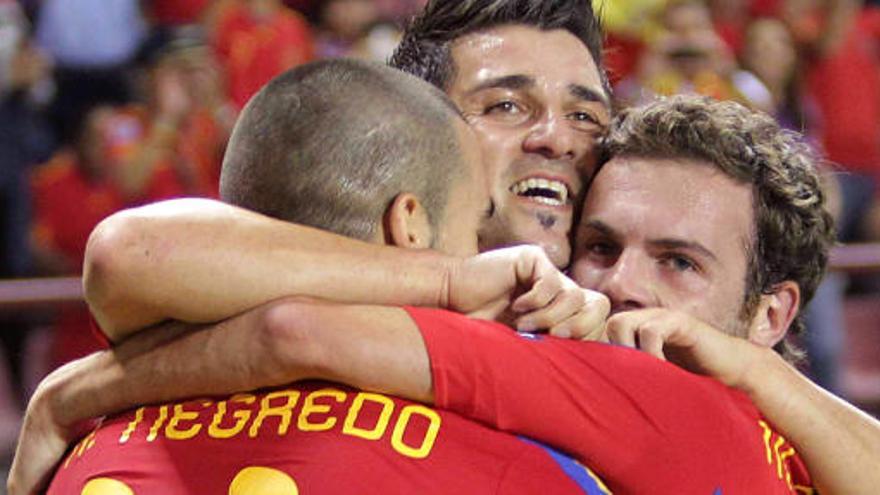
[405,306,808,494]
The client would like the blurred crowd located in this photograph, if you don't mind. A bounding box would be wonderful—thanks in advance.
[0,0,878,462]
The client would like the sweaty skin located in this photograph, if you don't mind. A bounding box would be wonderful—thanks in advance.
[447,25,609,267]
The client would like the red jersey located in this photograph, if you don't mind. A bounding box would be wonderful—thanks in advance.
[802,8,880,174]
[406,307,815,495]
[49,381,612,494]
[31,152,124,268]
[212,3,315,109]
[99,106,223,200]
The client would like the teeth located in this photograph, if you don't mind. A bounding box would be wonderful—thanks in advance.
[510,178,570,206]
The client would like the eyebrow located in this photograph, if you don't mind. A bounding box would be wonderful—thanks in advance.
[582,220,718,261]
[465,74,610,110]
[569,84,611,110]
[650,239,718,262]
[466,74,535,95]
[584,219,616,238]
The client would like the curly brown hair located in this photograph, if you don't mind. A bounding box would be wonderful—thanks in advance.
[601,96,836,362]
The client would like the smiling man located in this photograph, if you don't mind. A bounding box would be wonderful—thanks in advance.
[446,24,607,264]
[390,5,610,265]
[77,1,613,345]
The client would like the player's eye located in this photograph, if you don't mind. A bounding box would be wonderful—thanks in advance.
[659,253,698,273]
[484,100,522,115]
[583,237,619,259]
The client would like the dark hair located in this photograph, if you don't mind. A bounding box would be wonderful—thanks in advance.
[602,96,836,362]
[220,59,466,241]
[389,0,608,93]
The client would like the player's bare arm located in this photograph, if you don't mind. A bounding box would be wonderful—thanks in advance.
[86,199,608,343]
[8,300,436,495]
[85,198,450,341]
[607,308,880,495]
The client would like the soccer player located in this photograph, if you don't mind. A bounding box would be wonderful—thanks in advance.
[13,59,611,495]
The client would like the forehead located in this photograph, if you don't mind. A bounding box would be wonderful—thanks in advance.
[583,156,754,248]
[448,24,606,102]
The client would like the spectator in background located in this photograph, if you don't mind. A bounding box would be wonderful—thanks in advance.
[34,0,146,143]
[100,26,233,202]
[0,0,54,435]
[769,0,880,392]
[211,0,314,109]
[315,0,381,58]
[31,105,127,276]
[1,0,54,279]
[34,0,146,69]
[616,0,772,111]
[740,16,816,130]
[707,0,751,53]
[315,0,402,62]
[784,0,880,251]
[595,0,664,84]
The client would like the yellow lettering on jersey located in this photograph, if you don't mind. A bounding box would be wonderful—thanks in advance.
[83,429,97,453]
[118,407,146,444]
[298,388,346,432]
[249,390,301,438]
[773,436,787,479]
[165,403,203,440]
[342,392,393,441]
[63,429,98,468]
[209,394,256,439]
[759,420,803,490]
[779,446,795,487]
[81,477,134,495]
[758,420,773,464]
[229,466,299,495]
[147,405,169,442]
[390,405,440,459]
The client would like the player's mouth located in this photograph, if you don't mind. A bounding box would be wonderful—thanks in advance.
[509,177,571,208]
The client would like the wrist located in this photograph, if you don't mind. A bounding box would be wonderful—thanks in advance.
[39,352,118,434]
[439,254,463,310]
[27,377,75,446]
[736,345,802,418]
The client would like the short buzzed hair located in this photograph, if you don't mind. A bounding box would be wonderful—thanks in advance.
[390,0,608,94]
[220,59,467,241]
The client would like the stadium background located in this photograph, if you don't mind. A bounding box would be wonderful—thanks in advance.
[1,0,879,485]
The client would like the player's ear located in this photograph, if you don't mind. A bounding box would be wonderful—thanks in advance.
[747,281,800,348]
[384,192,433,249]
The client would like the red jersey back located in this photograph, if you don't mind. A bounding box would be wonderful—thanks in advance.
[49,381,611,494]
